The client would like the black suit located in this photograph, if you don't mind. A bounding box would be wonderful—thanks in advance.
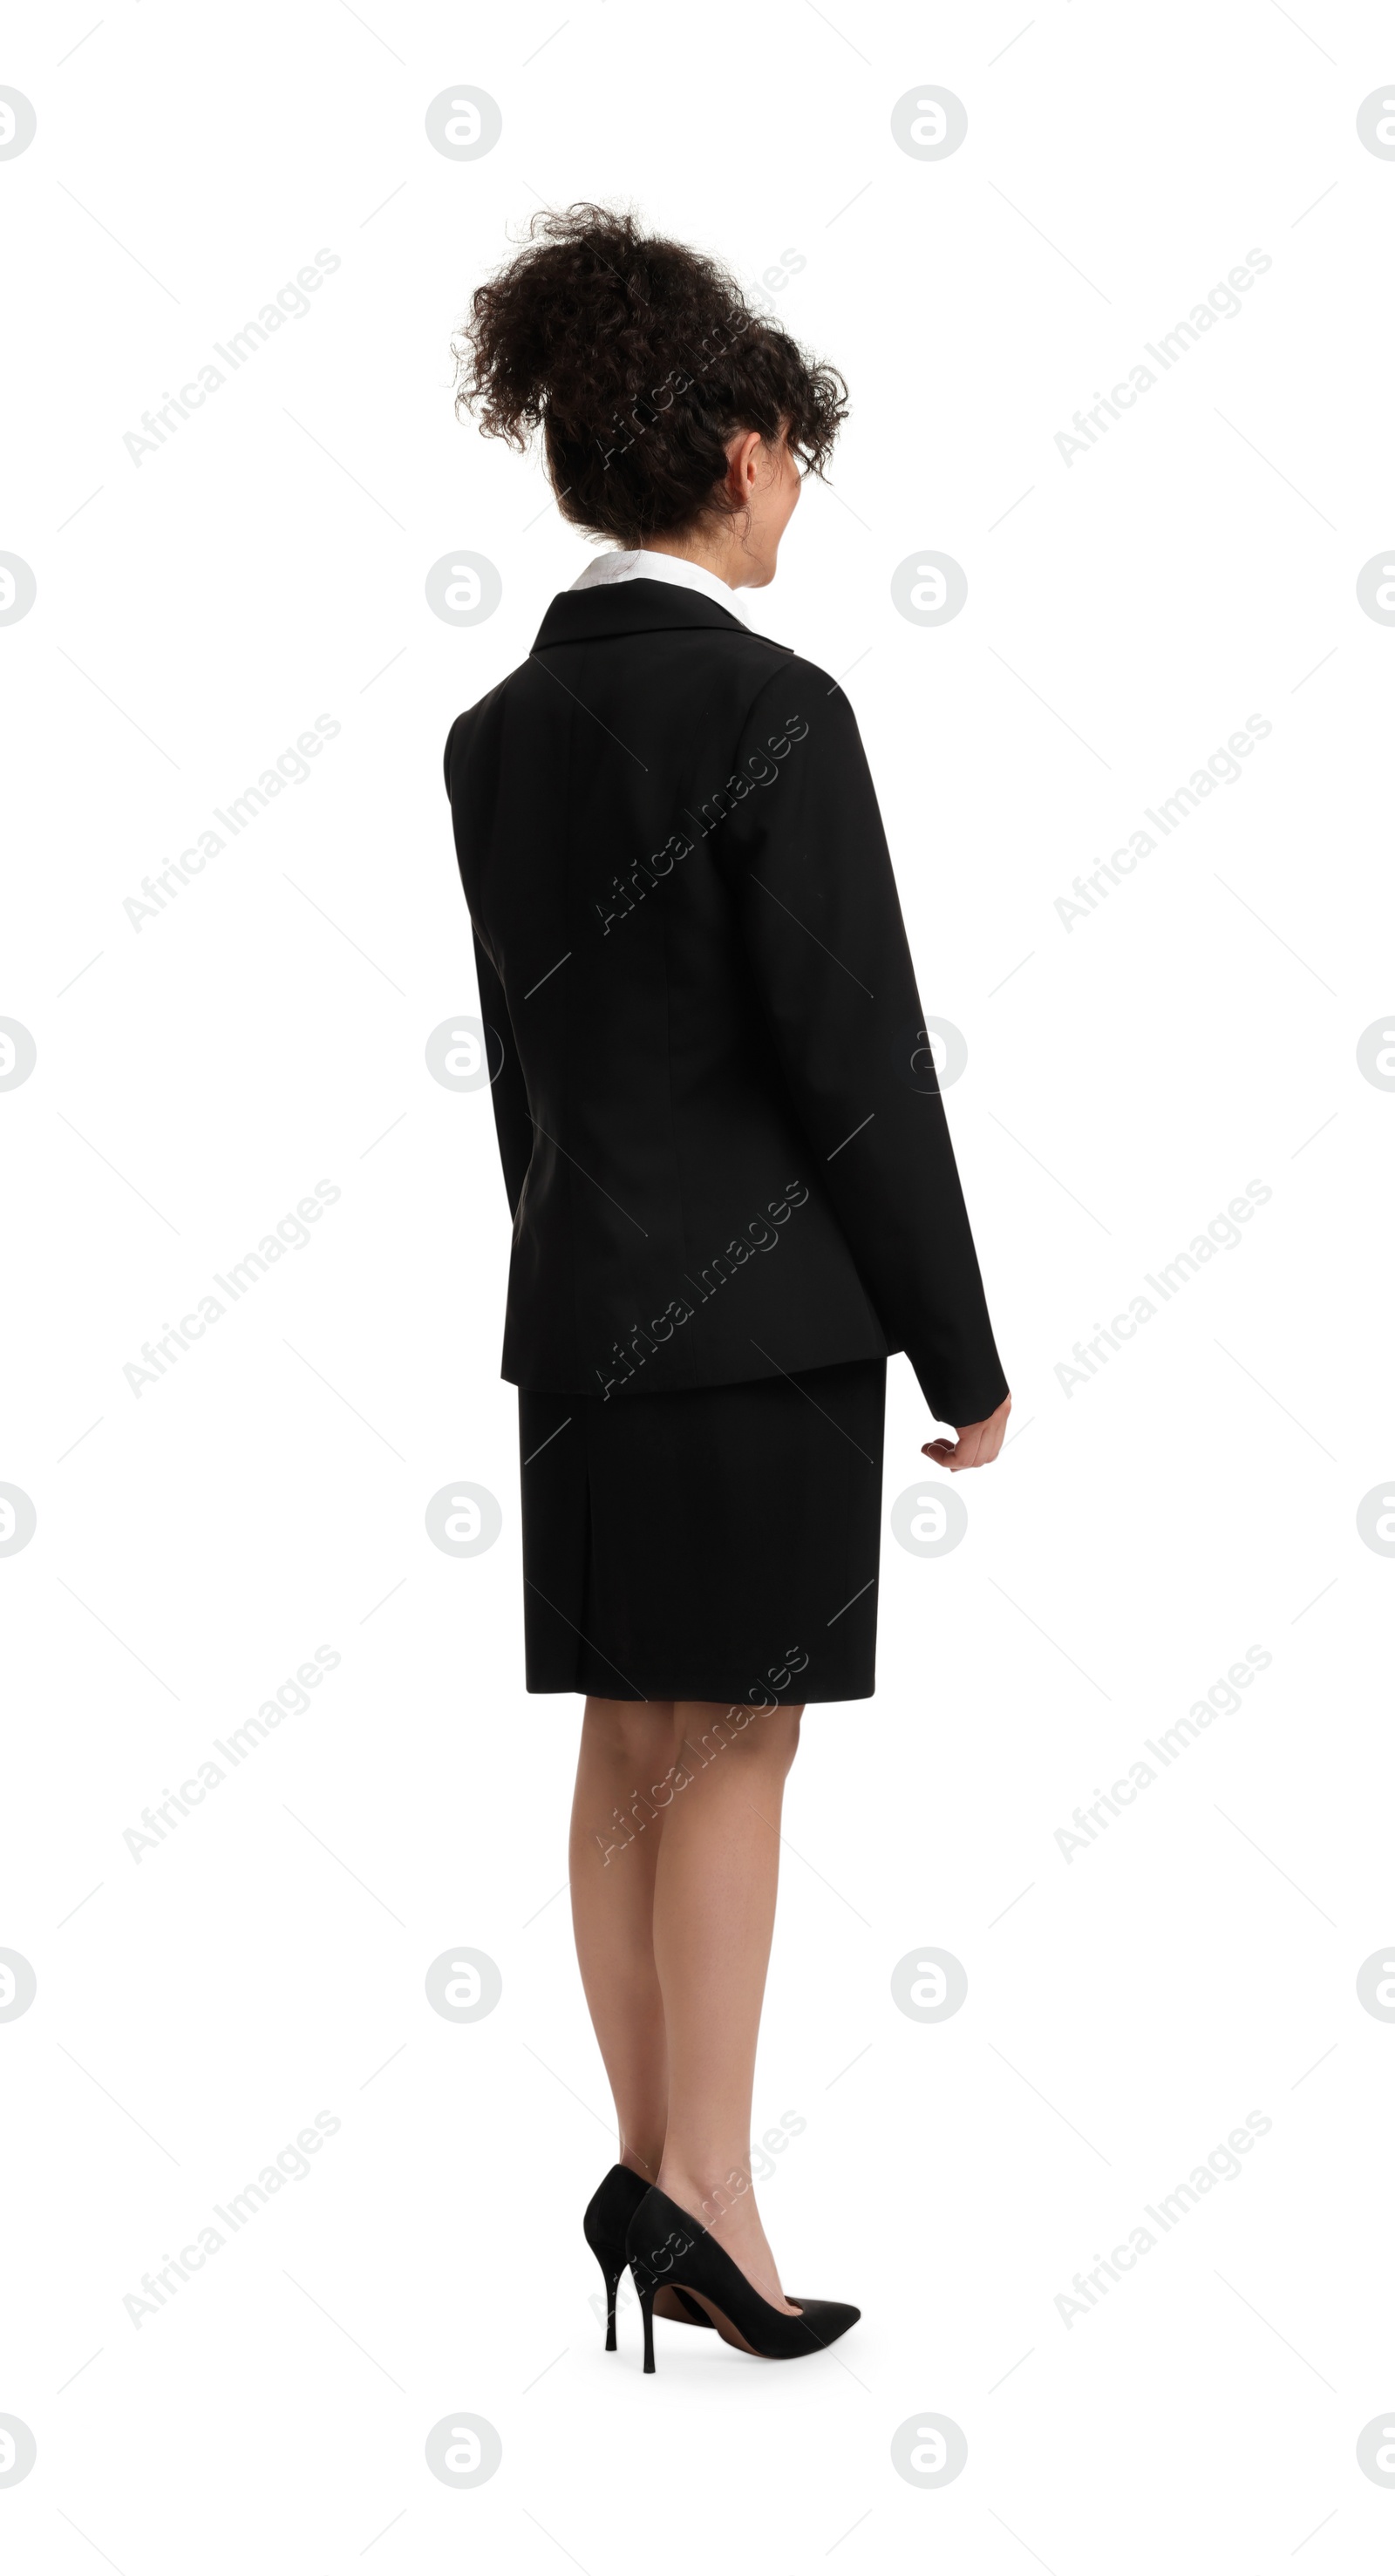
[444,580,1007,1426]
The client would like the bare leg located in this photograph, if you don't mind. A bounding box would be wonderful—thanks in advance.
[568,1694,683,2184]
[652,1700,804,2313]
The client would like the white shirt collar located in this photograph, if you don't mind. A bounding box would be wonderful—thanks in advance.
[568,547,746,624]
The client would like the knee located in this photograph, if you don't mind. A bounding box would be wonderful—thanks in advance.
[582,1696,679,1774]
[718,1703,803,1777]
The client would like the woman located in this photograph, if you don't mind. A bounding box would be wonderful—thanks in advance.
[444,205,1010,2370]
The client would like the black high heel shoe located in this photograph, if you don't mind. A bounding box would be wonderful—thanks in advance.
[582,2166,712,2348]
[626,2185,860,2371]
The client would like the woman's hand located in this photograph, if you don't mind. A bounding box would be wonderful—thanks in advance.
[922,1393,1011,1472]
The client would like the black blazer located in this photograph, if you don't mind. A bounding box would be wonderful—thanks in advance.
[444,580,1008,1424]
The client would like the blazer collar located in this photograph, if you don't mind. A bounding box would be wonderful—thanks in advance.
[531,579,766,653]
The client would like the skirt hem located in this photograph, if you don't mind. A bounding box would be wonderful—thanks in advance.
[522,1679,875,1704]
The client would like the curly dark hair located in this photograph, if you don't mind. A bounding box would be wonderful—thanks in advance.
[452,202,848,546]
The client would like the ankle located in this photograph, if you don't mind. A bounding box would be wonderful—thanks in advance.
[619,2142,663,2186]
[657,2158,761,2231]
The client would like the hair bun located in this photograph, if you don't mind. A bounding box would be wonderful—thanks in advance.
[453,201,847,545]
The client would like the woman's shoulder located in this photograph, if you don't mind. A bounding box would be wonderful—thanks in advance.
[732,643,864,748]
[442,669,515,785]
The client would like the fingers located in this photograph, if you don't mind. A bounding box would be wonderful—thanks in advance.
[921,1393,1012,1472]
[922,1430,977,1471]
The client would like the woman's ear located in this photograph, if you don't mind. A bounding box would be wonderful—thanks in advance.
[724,425,766,501]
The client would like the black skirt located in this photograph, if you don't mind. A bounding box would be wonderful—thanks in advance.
[517,1357,886,1703]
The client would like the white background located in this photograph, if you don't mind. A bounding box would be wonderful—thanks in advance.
[3,1,1394,2567]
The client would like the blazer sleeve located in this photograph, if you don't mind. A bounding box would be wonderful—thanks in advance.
[718,662,1009,1426]
[445,717,534,1224]
[470,928,534,1224]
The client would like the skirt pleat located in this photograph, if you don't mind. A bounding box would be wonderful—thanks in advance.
[518,1357,886,1703]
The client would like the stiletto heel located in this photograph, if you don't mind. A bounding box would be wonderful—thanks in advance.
[583,2169,641,2353]
[596,2254,623,2351]
[582,2165,714,2352]
[627,2185,860,2365]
